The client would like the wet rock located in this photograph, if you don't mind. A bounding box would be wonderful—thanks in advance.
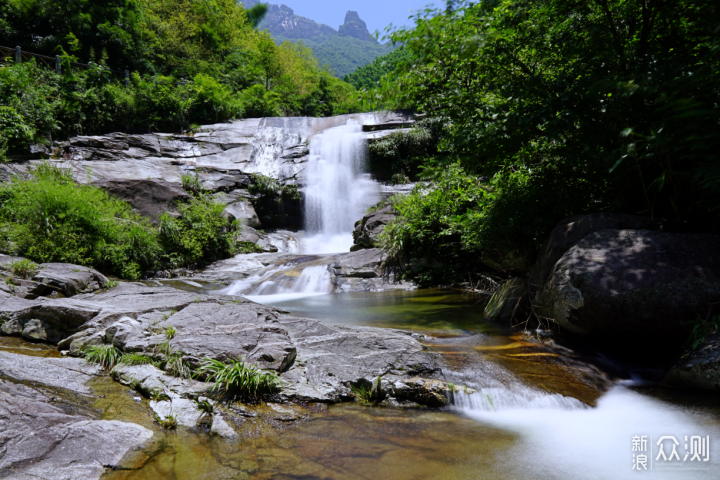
[536,229,720,352]
[398,377,453,407]
[211,413,239,439]
[484,277,528,324]
[0,380,153,480]
[330,248,412,292]
[664,332,720,391]
[94,178,191,224]
[352,204,397,251]
[258,230,300,254]
[0,351,101,395]
[111,363,210,400]
[151,397,204,428]
[2,299,102,345]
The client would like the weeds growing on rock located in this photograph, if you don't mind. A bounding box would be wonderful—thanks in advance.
[165,325,177,340]
[154,411,178,429]
[195,357,282,398]
[119,353,158,367]
[164,351,191,379]
[350,383,373,403]
[197,399,213,415]
[686,314,720,350]
[4,259,40,279]
[180,172,203,194]
[150,388,170,402]
[83,345,122,370]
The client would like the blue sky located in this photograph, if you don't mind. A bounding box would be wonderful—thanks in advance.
[272,1,439,35]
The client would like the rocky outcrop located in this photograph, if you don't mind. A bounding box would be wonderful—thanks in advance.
[94,178,191,223]
[0,258,109,299]
[535,229,720,351]
[0,380,153,480]
[484,277,528,324]
[338,11,376,42]
[0,351,102,395]
[2,113,416,189]
[663,332,720,391]
[352,204,397,251]
[0,283,440,405]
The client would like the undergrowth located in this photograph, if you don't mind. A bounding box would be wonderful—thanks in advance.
[83,345,122,370]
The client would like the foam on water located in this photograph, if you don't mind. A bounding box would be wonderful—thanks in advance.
[221,264,333,301]
[454,386,719,479]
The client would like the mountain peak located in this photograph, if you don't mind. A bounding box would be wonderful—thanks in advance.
[338,10,376,43]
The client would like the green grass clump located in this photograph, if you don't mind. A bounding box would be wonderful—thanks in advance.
[180,172,203,194]
[350,383,373,403]
[154,412,178,429]
[83,345,122,370]
[0,259,40,279]
[195,357,282,398]
[119,352,158,367]
[164,325,177,340]
[164,351,191,379]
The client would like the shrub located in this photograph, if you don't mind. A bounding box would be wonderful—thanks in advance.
[159,196,237,267]
[83,345,122,370]
[0,106,34,160]
[0,163,162,279]
[195,357,282,398]
[240,84,282,118]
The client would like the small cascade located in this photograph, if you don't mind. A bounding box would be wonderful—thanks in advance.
[452,388,586,412]
[222,264,333,303]
[302,121,379,253]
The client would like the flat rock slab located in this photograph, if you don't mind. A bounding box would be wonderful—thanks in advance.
[0,380,153,480]
[0,351,101,395]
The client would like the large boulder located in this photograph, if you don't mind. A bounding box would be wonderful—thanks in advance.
[536,229,720,352]
[94,178,191,223]
[351,204,397,251]
[0,258,108,299]
[530,213,661,289]
[663,332,720,391]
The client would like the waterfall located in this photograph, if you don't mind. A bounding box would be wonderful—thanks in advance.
[222,264,333,303]
[302,120,379,254]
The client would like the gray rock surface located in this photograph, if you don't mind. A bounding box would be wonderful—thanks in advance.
[1,112,416,189]
[0,380,153,480]
[0,351,101,395]
[0,260,108,299]
[536,229,720,347]
[94,178,191,223]
[112,363,210,399]
[530,213,661,289]
[352,204,397,251]
[664,332,720,391]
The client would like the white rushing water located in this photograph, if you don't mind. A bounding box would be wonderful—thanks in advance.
[302,120,379,254]
[221,264,333,303]
[454,386,719,479]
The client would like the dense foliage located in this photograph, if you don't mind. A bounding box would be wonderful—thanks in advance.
[0,163,247,279]
[376,0,720,283]
[0,0,361,157]
[343,47,413,90]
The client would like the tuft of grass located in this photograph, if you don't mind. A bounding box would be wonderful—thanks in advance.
[448,382,455,393]
[153,340,173,356]
[83,345,122,370]
[164,351,191,379]
[119,352,158,367]
[150,388,170,402]
[106,280,119,289]
[2,259,41,279]
[195,357,282,398]
[180,172,203,194]
[154,411,178,429]
[197,399,213,415]
[350,383,373,403]
[165,325,177,340]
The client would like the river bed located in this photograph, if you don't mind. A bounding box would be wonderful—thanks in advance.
[3,289,718,479]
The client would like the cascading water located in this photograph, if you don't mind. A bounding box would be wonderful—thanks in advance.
[222,264,332,303]
[301,120,379,254]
